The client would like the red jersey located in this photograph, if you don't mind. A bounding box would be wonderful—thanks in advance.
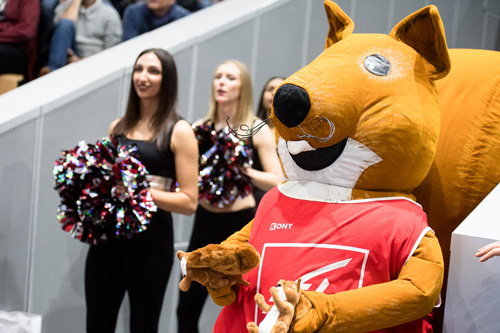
[214,186,432,332]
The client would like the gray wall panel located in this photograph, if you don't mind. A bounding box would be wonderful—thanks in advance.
[173,47,196,122]
[30,81,122,333]
[254,0,308,98]
[453,1,484,49]
[337,0,356,21]
[489,0,500,11]
[483,7,500,50]
[0,120,38,312]
[354,0,391,33]
[307,0,329,64]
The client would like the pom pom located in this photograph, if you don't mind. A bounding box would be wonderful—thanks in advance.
[53,135,157,244]
[194,122,253,208]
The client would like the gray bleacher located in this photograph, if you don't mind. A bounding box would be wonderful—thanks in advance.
[0,0,499,332]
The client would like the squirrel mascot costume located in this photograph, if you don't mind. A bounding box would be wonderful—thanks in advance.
[178,1,500,332]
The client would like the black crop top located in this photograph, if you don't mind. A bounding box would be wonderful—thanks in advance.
[117,134,176,179]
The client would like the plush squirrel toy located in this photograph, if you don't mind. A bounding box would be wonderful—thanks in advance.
[179,1,451,332]
[247,278,308,333]
[177,243,260,292]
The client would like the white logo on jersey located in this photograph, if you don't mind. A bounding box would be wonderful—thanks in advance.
[270,223,293,230]
[266,258,352,303]
[255,243,369,324]
[300,258,352,292]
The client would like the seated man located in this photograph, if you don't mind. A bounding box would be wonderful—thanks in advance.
[38,0,122,76]
[122,0,191,42]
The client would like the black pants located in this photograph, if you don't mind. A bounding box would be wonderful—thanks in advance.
[85,236,173,333]
[176,206,255,333]
[0,43,27,76]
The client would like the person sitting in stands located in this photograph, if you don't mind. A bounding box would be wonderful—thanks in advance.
[122,0,191,42]
[38,0,122,76]
[0,0,39,81]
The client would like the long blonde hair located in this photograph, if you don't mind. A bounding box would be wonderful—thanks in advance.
[206,60,254,126]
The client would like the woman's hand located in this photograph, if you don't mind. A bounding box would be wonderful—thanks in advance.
[241,166,257,179]
[476,240,500,262]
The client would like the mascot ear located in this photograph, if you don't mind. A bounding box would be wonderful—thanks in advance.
[389,5,451,80]
[324,0,354,49]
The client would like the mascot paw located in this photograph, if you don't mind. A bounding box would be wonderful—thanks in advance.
[274,321,289,333]
[186,243,260,275]
[247,320,287,333]
[247,322,259,333]
[207,285,237,306]
[176,245,258,292]
[289,291,324,332]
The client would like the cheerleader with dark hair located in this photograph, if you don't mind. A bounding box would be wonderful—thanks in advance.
[85,48,199,333]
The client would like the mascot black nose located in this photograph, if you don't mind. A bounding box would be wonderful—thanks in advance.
[273,84,311,128]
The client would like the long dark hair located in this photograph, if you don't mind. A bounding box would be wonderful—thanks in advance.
[113,48,180,150]
[256,76,285,120]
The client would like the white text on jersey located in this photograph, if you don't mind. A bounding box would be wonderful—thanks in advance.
[270,223,293,230]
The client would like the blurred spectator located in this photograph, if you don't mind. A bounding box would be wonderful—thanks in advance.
[177,0,212,12]
[256,76,284,126]
[38,0,122,76]
[0,0,40,81]
[122,0,190,42]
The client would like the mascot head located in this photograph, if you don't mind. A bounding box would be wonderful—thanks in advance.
[271,1,451,200]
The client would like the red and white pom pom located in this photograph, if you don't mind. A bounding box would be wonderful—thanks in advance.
[53,135,157,244]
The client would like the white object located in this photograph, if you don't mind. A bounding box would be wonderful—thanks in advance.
[443,183,500,333]
[0,311,42,333]
[258,285,286,333]
[180,257,187,276]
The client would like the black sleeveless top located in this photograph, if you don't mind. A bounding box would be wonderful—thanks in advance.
[118,136,176,179]
[111,125,178,244]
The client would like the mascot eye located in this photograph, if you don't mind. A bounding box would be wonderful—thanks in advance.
[364,54,391,76]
